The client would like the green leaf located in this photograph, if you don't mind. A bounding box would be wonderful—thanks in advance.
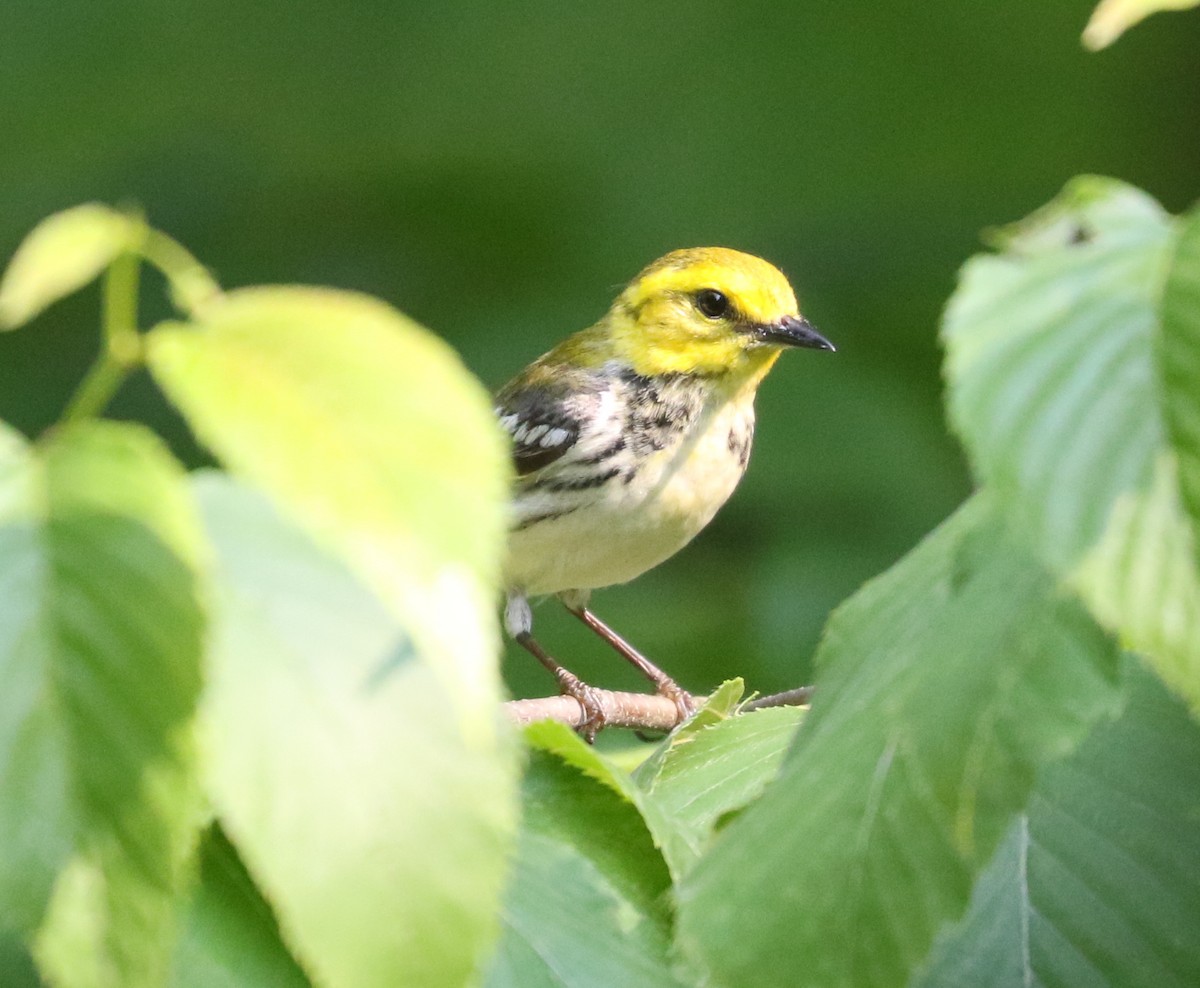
[1160,210,1200,567]
[943,178,1200,711]
[0,205,139,329]
[481,749,683,988]
[146,285,510,733]
[633,705,803,875]
[521,722,687,873]
[916,661,1200,987]
[522,696,799,887]
[0,420,204,986]
[0,931,38,988]
[676,496,1121,988]
[171,828,310,988]
[193,474,517,988]
[1082,0,1200,51]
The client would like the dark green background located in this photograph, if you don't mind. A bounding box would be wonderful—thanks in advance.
[2,1,1197,701]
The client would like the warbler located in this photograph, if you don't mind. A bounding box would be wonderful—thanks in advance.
[497,247,833,736]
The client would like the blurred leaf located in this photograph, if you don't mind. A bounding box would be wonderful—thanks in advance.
[0,420,204,987]
[0,205,139,329]
[146,285,510,735]
[1083,0,1200,50]
[944,178,1200,711]
[193,474,517,988]
[171,827,310,988]
[481,749,682,988]
[1160,211,1200,565]
[0,930,39,988]
[916,661,1200,987]
[676,496,1121,988]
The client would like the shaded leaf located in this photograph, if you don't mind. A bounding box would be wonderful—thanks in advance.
[916,661,1200,987]
[481,749,682,988]
[171,827,310,988]
[0,931,38,988]
[676,496,1121,988]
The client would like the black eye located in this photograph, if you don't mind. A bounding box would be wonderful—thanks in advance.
[695,289,730,319]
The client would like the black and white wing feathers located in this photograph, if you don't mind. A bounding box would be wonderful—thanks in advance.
[496,394,579,475]
[494,369,602,477]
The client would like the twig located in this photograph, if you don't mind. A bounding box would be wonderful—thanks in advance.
[743,686,814,711]
[505,690,681,732]
[505,684,814,734]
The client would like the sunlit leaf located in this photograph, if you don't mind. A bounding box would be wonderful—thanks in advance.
[676,496,1121,988]
[194,475,516,988]
[147,286,510,735]
[1082,0,1200,50]
[944,178,1200,711]
[0,205,139,329]
[0,420,204,987]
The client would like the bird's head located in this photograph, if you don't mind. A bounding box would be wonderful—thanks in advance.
[605,247,834,381]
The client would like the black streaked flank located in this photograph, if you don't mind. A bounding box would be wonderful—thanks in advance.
[541,466,622,493]
[578,435,627,465]
[727,427,752,468]
[513,505,581,531]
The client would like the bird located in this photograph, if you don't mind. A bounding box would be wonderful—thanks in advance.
[495,247,834,738]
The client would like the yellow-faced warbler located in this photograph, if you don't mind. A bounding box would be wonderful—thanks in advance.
[496,248,834,737]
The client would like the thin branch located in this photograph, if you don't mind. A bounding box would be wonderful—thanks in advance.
[505,683,814,734]
[505,690,682,732]
[743,686,814,711]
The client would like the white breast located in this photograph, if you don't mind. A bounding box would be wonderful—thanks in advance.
[504,396,755,596]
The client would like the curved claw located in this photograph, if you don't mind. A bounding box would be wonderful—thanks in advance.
[662,684,697,728]
[555,669,607,742]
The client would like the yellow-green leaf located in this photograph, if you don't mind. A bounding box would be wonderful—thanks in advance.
[0,420,205,987]
[194,475,516,988]
[0,205,140,329]
[146,285,511,735]
[1083,0,1200,50]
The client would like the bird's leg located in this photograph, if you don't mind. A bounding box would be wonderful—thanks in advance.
[562,602,696,726]
[507,592,606,741]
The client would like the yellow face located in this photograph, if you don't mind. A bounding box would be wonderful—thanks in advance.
[608,247,830,378]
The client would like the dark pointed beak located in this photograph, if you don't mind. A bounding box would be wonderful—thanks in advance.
[758,315,836,351]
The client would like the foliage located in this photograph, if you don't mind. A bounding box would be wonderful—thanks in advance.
[0,215,518,987]
[1,9,1199,987]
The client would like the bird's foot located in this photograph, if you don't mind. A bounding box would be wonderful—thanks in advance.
[658,680,697,728]
[555,669,606,743]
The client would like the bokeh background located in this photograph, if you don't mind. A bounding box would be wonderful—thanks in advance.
[2,1,1198,703]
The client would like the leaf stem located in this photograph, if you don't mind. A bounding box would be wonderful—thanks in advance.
[142,229,220,316]
[59,252,143,426]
